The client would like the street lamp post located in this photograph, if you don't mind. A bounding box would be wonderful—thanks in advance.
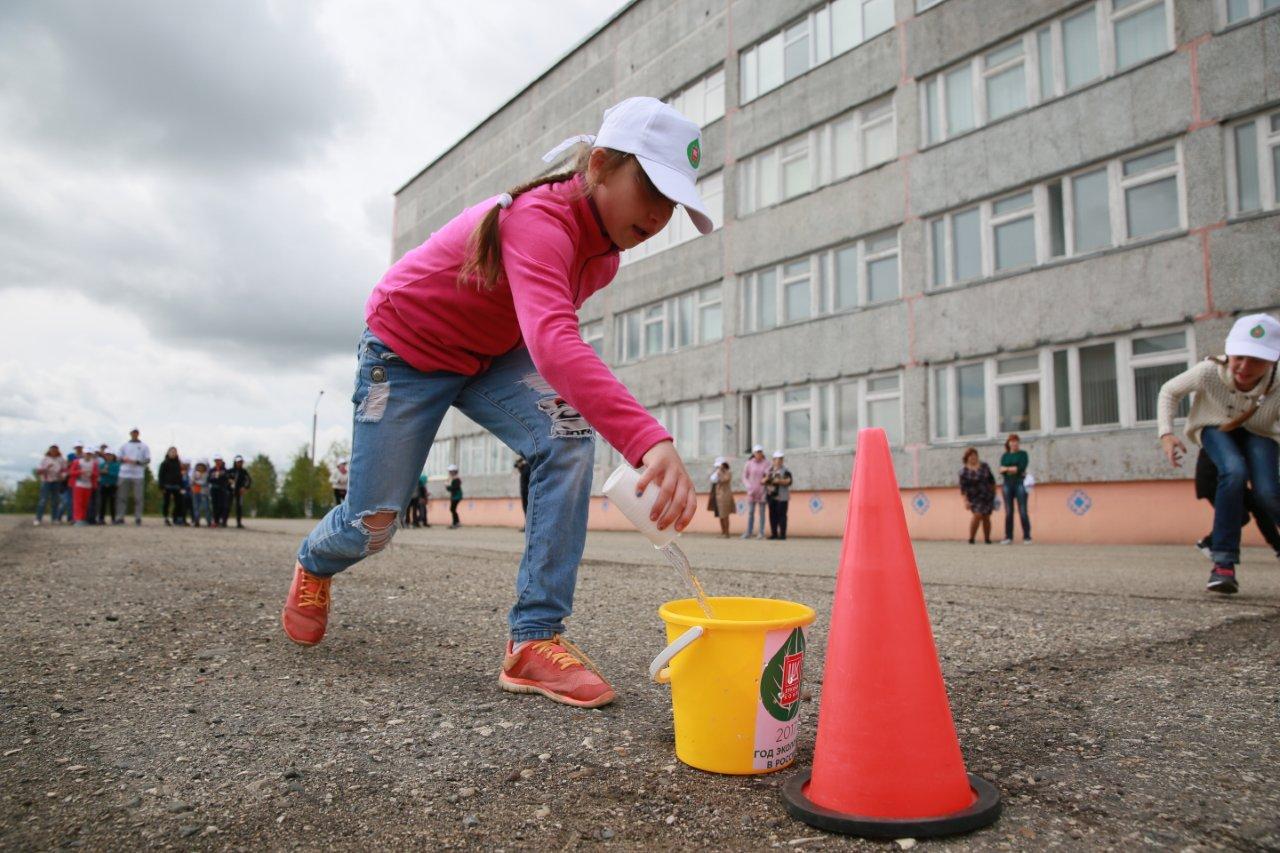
[306,390,324,518]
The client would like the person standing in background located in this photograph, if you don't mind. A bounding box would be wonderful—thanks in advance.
[711,456,735,538]
[998,434,1032,545]
[447,465,463,529]
[190,460,210,527]
[34,445,67,526]
[741,445,770,540]
[117,428,151,526]
[208,454,232,528]
[68,449,99,525]
[97,450,121,525]
[330,458,349,505]
[158,447,183,527]
[958,447,997,545]
[177,459,193,526]
[764,451,792,541]
[230,455,253,528]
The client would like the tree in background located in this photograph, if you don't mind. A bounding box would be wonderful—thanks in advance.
[280,445,333,519]
[243,454,278,518]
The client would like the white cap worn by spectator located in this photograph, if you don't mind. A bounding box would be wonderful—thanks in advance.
[337,457,349,466]
[233,454,244,462]
[751,444,764,454]
[1225,313,1280,362]
[773,451,785,459]
[713,456,726,467]
[447,464,459,472]
[542,96,714,235]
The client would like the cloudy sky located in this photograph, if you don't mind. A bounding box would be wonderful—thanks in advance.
[0,0,628,485]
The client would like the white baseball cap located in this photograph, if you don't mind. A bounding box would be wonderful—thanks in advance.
[751,444,764,454]
[447,464,459,471]
[773,451,785,459]
[713,456,726,467]
[542,96,713,235]
[1225,313,1280,362]
[337,457,349,465]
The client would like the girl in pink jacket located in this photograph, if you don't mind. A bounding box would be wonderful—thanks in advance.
[283,98,714,708]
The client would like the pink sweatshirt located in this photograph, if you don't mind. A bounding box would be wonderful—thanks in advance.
[743,456,770,502]
[366,175,670,467]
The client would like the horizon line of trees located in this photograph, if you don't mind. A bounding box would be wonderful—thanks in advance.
[0,442,351,519]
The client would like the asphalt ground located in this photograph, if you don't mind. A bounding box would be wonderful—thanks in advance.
[1,515,1276,850]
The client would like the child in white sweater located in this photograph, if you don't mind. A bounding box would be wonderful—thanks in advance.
[1158,313,1280,594]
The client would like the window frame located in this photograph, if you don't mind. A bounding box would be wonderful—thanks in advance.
[920,0,1174,146]
[738,0,895,105]
[1225,109,1280,216]
[927,139,1185,290]
[741,229,901,333]
[613,283,725,365]
[930,325,1194,441]
[747,370,904,452]
[738,95,895,217]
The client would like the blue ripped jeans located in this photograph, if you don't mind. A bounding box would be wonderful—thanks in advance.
[297,329,596,642]
[1200,426,1280,567]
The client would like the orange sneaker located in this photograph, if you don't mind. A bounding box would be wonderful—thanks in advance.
[282,563,332,646]
[499,636,616,708]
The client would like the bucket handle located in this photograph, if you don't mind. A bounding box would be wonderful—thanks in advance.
[648,625,704,684]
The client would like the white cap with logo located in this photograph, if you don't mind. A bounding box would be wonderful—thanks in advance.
[1225,313,1280,362]
[542,96,713,236]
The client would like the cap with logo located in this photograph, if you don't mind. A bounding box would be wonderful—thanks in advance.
[542,96,713,236]
[1225,313,1280,362]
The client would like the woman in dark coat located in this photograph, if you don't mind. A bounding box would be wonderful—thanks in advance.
[958,446,996,544]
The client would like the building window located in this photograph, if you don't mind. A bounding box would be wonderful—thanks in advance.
[928,140,1184,289]
[930,326,1192,441]
[654,398,724,460]
[738,96,895,217]
[921,0,1173,145]
[613,283,723,365]
[747,371,903,451]
[739,0,894,104]
[741,229,900,333]
[580,321,604,357]
[667,67,726,128]
[1226,109,1280,215]
[425,439,454,478]
[620,171,723,266]
[1221,0,1280,25]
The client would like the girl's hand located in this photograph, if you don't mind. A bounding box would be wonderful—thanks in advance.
[636,441,697,532]
[1160,433,1187,468]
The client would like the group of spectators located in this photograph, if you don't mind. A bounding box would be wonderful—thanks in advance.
[957,433,1033,545]
[33,429,253,528]
[706,446,794,540]
[401,464,465,529]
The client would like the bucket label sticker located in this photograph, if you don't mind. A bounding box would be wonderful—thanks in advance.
[753,625,807,771]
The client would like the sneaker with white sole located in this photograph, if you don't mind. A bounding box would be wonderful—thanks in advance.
[499,636,615,708]
[998,539,1012,545]
[1206,565,1239,595]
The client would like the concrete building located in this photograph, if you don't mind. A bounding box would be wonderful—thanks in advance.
[392,0,1280,544]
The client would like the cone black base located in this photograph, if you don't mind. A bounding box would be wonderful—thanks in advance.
[781,772,1002,839]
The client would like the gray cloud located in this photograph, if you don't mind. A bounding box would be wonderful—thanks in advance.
[0,0,364,171]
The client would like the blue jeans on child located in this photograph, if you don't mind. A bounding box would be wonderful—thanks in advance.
[1200,426,1280,566]
[297,329,596,643]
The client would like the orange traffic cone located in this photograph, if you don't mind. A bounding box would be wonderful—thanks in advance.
[782,428,1000,837]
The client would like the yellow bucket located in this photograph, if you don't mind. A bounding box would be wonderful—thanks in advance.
[650,597,816,775]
